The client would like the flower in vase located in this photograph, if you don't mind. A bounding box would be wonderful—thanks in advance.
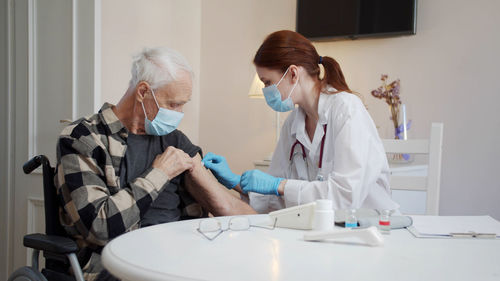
[371,74,404,139]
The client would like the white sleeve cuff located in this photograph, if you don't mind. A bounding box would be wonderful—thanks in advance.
[283,179,305,207]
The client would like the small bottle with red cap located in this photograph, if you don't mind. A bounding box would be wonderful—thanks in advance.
[379,209,391,235]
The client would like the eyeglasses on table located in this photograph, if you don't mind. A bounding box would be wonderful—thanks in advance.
[197,216,278,241]
[449,232,497,238]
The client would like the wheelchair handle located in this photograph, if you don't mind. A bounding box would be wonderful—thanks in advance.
[23,155,50,174]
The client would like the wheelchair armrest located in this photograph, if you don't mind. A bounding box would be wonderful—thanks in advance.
[24,233,78,254]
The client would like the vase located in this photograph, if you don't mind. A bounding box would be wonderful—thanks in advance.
[387,104,413,164]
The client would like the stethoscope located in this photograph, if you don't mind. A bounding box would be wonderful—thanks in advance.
[288,124,327,181]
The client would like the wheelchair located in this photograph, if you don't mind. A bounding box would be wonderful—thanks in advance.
[8,155,85,281]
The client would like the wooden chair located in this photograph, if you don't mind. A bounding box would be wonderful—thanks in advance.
[382,123,444,215]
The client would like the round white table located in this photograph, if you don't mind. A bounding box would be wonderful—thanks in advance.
[102,215,500,281]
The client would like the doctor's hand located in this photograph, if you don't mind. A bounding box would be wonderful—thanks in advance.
[202,152,241,189]
[240,170,284,196]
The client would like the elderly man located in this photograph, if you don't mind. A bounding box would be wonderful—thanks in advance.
[55,47,255,280]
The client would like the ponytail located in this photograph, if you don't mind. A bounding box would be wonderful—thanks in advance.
[319,56,352,94]
[254,30,352,95]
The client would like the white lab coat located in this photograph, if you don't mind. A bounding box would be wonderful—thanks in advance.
[249,90,400,213]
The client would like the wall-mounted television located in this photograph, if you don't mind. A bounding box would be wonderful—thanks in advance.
[296,0,417,41]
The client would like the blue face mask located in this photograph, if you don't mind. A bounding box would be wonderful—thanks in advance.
[141,89,184,136]
[262,66,299,112]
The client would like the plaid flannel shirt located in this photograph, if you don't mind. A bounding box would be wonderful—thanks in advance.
[55,103,202,279]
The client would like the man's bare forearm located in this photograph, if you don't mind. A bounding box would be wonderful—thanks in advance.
[184,154,256,216]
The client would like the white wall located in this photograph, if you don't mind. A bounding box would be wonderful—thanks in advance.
[101,0,201,143]
[198,0,500,219]
[199,0,296,173]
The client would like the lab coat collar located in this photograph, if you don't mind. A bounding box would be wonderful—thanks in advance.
[290,89,332,154]
[317,90,332,126]
[290,108,308,146]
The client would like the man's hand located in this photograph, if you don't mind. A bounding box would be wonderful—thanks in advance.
[152,146,194,180]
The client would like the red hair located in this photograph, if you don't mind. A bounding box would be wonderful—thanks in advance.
[253,30,351,94]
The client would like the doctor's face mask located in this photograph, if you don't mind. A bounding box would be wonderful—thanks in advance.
[262,66,299,112]
[141,88,184,136]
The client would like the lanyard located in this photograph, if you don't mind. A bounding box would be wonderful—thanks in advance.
[289,124,327,169]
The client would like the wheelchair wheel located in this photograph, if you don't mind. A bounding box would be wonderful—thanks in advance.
[8,266,47,281]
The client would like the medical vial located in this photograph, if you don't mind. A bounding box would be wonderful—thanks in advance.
[345,209,357,228]
[313,200,334,231]
[379,209,391,235]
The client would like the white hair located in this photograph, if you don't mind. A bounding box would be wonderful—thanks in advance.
[129,47,193,89]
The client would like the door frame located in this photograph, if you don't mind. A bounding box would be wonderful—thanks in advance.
[1,0,101,278]
[0,0,13,279]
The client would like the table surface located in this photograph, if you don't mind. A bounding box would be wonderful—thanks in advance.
[102,215,500,281]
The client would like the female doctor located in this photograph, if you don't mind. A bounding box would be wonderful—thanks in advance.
[203,30,399,213]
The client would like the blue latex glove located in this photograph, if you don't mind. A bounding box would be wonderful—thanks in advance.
[240,169,283,196]
[202,152,241,189]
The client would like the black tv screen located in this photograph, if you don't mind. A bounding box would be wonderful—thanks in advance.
[296,0,417,41]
